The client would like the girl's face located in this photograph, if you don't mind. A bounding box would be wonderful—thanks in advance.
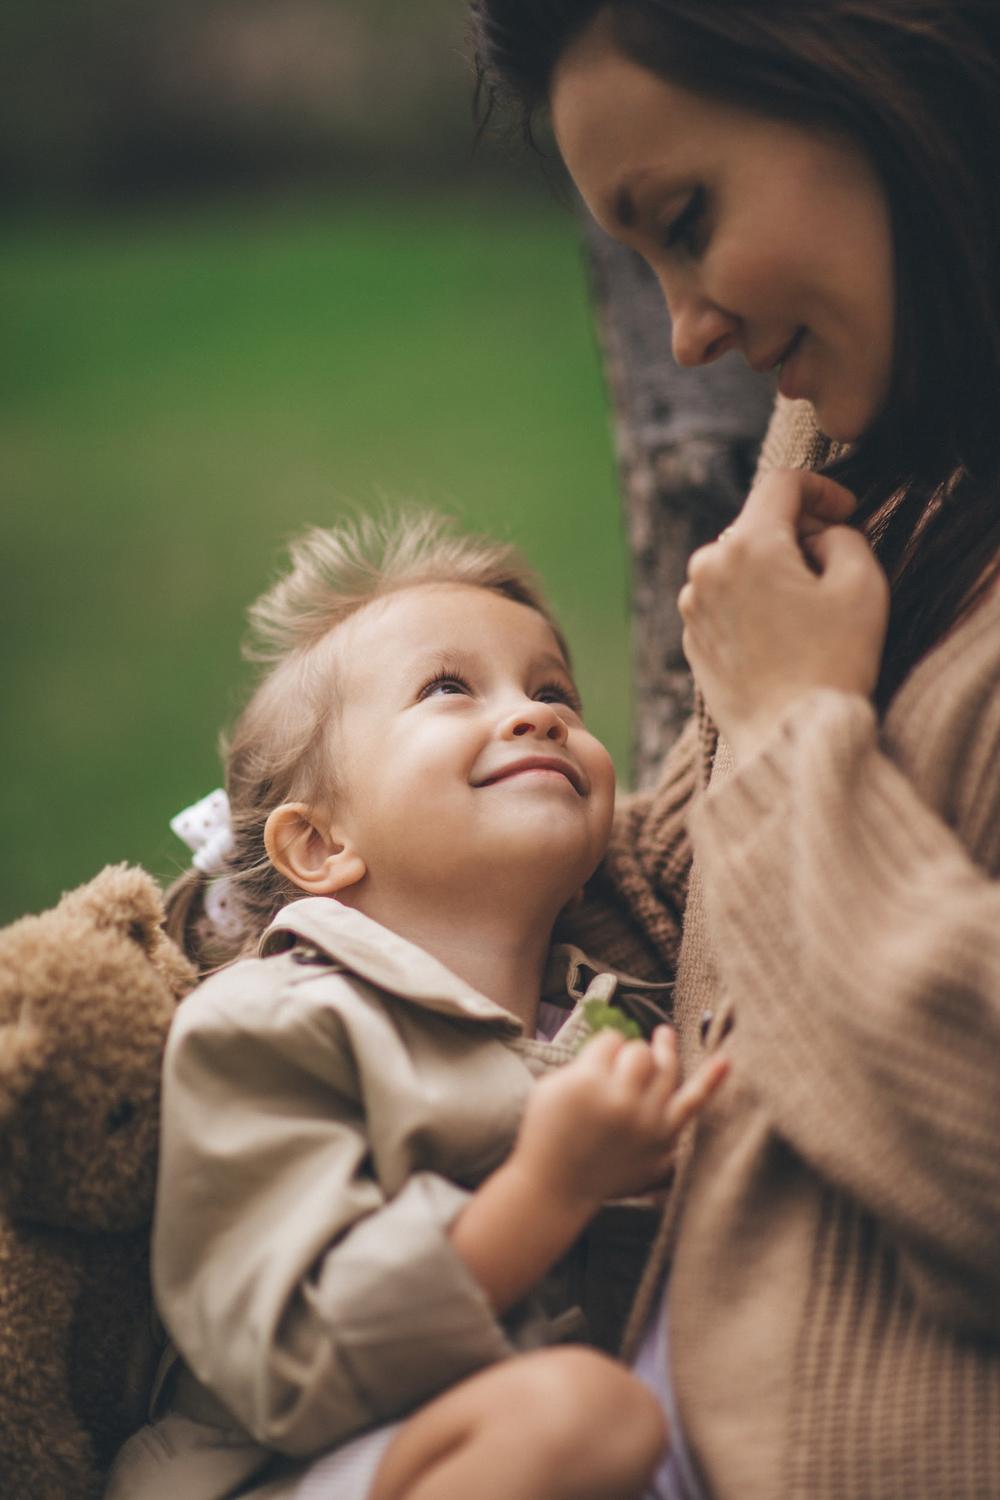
[320,583,616,914]
[550,13,895,443]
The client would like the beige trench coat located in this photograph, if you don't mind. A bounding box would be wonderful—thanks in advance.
[105,898,666,1500]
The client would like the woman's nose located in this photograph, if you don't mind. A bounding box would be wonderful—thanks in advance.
[660,274,740,368]
[501,701,568,744]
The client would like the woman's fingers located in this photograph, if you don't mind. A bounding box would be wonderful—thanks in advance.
[740,468,858,535]
[677,579,696,621]
[806,522,887,586]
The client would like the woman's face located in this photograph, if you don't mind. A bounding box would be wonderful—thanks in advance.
[550,13,895,443]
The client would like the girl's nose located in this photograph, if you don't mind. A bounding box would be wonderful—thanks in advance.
[502,701,568,744]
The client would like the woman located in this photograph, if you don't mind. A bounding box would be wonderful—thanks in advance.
[470,3,1000,1498]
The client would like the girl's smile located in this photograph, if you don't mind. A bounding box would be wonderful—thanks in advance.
[315,582,616,914]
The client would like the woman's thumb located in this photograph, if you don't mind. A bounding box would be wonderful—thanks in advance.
[804,524,877,578]
[808,528,890,625]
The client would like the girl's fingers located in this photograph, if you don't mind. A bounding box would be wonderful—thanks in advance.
[573,1027,625,1076]
[614,1027,683,1100]
[664,1055,730,1136]
[652,1025,679,1089]
[613,1036,656,1090]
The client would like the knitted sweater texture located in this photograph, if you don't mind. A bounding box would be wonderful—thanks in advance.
[564,398,1000,1499]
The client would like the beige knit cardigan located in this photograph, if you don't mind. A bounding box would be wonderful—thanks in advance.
[563,397,1000,1500]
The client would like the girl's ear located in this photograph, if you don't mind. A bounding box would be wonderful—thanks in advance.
[264,803,366,896]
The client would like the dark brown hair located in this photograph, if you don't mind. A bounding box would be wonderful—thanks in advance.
[471,0,1000,704]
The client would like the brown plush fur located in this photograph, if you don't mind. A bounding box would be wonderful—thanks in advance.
[0,866,196,1500]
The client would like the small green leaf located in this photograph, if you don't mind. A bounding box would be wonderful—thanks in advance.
[580,998,642,1045]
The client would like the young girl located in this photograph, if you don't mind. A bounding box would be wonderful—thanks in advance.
[103,512,726,1500]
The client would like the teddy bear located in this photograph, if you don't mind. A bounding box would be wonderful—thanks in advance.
[0,864,197,1500]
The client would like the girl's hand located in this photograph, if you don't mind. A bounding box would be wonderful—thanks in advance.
[511,1027,728,1215]
[678,469,890,766]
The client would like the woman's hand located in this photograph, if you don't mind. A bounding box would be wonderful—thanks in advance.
[678,469,890,766]
[512,1027,728,1215]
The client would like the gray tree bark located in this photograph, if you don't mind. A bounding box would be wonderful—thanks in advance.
[581,216,775,787]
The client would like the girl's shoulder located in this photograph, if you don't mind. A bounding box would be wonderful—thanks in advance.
[167,945,362,1050]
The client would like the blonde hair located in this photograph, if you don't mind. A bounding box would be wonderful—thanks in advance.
[166,510,566,973]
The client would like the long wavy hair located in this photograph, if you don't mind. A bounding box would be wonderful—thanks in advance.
[471,0,1000,705]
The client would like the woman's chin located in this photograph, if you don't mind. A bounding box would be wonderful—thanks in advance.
[810,397,871,445]
[810,381,889,446]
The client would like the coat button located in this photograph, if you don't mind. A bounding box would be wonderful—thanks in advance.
[699,1009,714,1044]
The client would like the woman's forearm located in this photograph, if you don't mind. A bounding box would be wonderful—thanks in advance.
[691,686,1000,1334]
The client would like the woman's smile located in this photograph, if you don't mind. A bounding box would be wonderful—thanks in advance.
[775,328,809,401]
[550,12,895,442]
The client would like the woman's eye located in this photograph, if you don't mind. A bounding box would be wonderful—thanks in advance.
[660,186,707,255]
[418,672,472,700]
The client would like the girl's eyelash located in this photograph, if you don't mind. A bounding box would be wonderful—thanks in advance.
[418,670,473,700]
[537,680,583,713]
[661,186,707,252]
[417,672,581,713]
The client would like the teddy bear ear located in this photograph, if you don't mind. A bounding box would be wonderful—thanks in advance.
[59,863,167,955]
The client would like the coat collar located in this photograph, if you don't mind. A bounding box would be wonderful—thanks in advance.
[260,898,670,1035]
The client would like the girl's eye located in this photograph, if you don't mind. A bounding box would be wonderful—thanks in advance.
[536,681,582,714]
[660,186,707,255]
[418,671,473,701]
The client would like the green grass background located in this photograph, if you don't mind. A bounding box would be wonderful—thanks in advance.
[1,191,632,924]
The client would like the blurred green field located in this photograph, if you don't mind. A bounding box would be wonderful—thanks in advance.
[0,190,631,923]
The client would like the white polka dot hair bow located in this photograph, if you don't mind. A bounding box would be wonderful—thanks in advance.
[170,788,243,939]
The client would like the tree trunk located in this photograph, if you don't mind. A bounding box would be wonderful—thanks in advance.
[581,216,775,787]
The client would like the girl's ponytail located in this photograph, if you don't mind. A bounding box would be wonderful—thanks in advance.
[163,866,214,975]
[165,788,256,977]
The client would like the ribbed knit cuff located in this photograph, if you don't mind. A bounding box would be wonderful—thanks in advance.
[689,689,877,850]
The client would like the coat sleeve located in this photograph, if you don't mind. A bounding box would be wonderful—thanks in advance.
[689,685,1000,1337]
[152,974,514,1457]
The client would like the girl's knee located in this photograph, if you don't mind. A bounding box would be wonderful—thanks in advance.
[371,1350,666,1500]
[509,1347,667,1477]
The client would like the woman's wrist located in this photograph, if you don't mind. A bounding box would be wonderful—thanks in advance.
[722,686,870,769]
